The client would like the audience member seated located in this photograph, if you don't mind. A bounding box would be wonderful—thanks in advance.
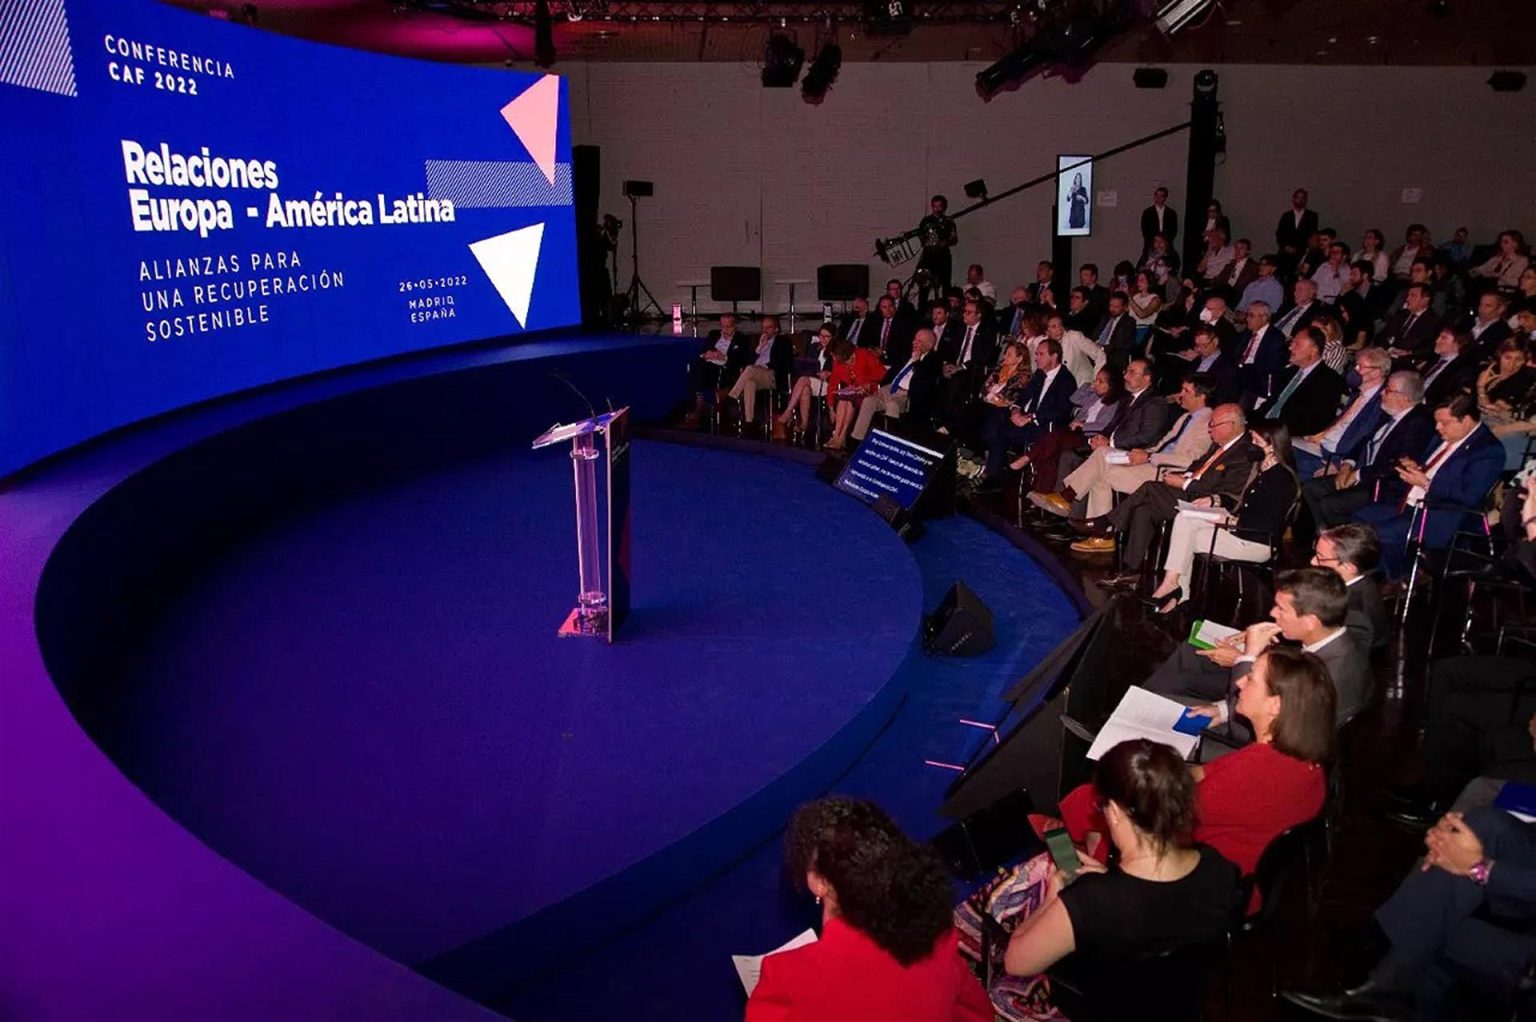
[1236,254,1285,315]
[1282,802,1536,1019]
[726,315,794,426]
[1336,260,1381,348]
[1059,647,1333,899]
[747,797,992,1022]
[1093,291,1137,369]
[1232,300,1290,407]
[1127,271,1163,344]
[1359,228,1391,283]
[1078,263,1110,329]
[1478,336,1536,468]
[1311,524,1390,653]
[1026,260,1058,309]
[1213,238,1259,302]
[1301,370,1433,534]
[1049,311,1102,388]
[1377,282,1443,364]
[1256,326,1348,437]
[1164,324,1238,404]
[998,286,1031,338]
[1418,326,1480,407]
[1273,278,1324,339]
[1147,568,1368,741]
[863,295,916,368]
[1004,366,1127,492]
[1141,419,1299,612]
[1469,229,1531,292]
[1310,241,1352,305]
[938,299,999,421]
[839,297,873,346]
[850,328,943,444]
[1197,226,1236,287]
[1353,392,1505,581]
[1034,372,1213,525]
[1469,291,1514,362]
[955,740,1239,1021]
[821,340,886,452]
[687,312,744,421]
[1314,314,1351,374]
[1137,232,1180,297]
[975,339,1075,488]
[775,324,837,439]
[1389,223,1431,283]
[1291,346,1390,479]
[964,263,997,304]
[1025,359,1169,502]
[928,299,962,355]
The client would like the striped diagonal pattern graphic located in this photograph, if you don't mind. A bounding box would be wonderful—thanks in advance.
[0,0,78,98]
[425,160,573,209]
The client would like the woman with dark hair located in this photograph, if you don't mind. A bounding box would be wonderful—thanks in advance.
[821,340,886,452]
[747,797,992,1022]
[775,324,837,440]
[1009,366,1127,489]
[957,741,1239,1018]
[1067,174,1088,230]
[1471,229,1531,291]
[1057,648,1333,910]
[1144,418,1299,612]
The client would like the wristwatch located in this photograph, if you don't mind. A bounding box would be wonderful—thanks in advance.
[1468,859,1494,886]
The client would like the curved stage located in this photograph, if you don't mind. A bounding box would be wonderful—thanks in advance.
[3,332,1083,1019]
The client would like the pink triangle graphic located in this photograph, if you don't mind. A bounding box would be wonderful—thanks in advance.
[500,75,560,186]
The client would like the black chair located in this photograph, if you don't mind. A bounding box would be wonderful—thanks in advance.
[1049,940,1219,1022]
[1230,816,1329,999]
[1191,495,1300,626]
[1396,482,1501,626]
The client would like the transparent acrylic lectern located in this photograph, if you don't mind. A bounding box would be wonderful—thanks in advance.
[531,408,631,641]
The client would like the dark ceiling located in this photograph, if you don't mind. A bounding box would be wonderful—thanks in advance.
[165,0,1536,66]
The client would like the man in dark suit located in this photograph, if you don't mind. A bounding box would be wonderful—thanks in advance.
[1087,403,1259,569]
[838,297,874,347]
[1271,278,1326,339]
[1063,286,1101,338]
[1169,325,1239,404]
[1468,292,1514,363]
[1302,371,1435,533]
[1282,803,1536,1018]
[1139,187,1178,256]
[1312,524,1390,653]
[928,300,963,358]
[851,328,943,441]
[1336,261,1382,348]
[687,312,745,418]
[1212,238,1259,301]
[1259,327,1348,437]
[978,338,1077,480]
[1420,327,1481,406]
[1027,260,1059,309]
[1078,264,1110,330]
[1232,301,1291,407]
[1275,187,1319,273]
[1377,283,1443,365]
[724,315,796,424]
[862,295,915,374]
[997,286,1031,338]
[1093,292,1138,370]
[1151,568,1370,736]
[938,298,998,399]
[1354,392,1507,579]
[1291,346,1391,480]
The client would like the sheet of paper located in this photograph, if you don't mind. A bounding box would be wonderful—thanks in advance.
[1104,450,1131,465]
[733,928,818,996]
[1085,686,1200,761]
[1188,619,1240,650]
[1175,499,1229,522]
[1291,437,1323,456]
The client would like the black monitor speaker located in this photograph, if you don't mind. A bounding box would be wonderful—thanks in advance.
[923,581,995,656]
[817,263,870,302]
[710,266,761,303]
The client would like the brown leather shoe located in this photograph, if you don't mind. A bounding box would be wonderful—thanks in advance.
[1070,536,1116,555]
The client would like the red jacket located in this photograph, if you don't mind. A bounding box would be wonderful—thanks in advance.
[746,917,992,1022]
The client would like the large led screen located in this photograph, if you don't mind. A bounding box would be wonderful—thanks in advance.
[0,0,578,476]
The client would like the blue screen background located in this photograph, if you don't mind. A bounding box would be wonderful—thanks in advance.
[0,0,578,475]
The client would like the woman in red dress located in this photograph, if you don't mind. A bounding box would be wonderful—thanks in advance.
[746,797,992,1022]
[823,341,886,452]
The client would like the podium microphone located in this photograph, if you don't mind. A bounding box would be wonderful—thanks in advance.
[548,369,597,419]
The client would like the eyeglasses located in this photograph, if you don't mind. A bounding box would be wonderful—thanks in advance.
[1210,418,1240,428]
[1312,553,1341,565]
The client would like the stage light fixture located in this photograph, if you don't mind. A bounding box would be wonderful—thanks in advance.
[1154,0,1215,36]
[1193,67,1218,95]
[801,42,842,103]
[1132,66,1168,89]
[963,179,988,200]
[1489,70,1527,93]
[533,0,556,67]
[762,34,805,87]
[865,0,914,36]
[622,179,653,198]
[975,47,1048,99]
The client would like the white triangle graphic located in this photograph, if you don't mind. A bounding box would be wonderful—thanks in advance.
[469,223,545,328]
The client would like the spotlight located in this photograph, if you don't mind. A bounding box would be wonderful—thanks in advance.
[1193,67,1218,95]
[801,42,842,103]
[762,34,805,88]
[1489,70,1527,93]
[533,0,556,67]
[975,47,1048,99]
[963,179,988,200]
[1154,0,1215,36]
[1132,66,1168,89]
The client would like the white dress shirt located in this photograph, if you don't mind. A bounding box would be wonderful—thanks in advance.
[1404,428,1477,508]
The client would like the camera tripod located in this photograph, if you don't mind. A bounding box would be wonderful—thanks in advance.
[622,193,663,324]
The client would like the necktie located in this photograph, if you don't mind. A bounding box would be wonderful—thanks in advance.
[1364,416,1397,466]
[1424,358,1449,387]
[890,360,916,392]
[1241,328,1264,364]
[1191,444,1223,480]
[1267,368,1306,418]
[848,318,862,343]
[1098,316,1116,346]
[1400,312,1418,344]
[960,326,976,366]
[1399,442,1453,512]
[880,318,891,353]
[1277,306,1302,336]
[1157,413,1193,454]
[1010,308,1023,336]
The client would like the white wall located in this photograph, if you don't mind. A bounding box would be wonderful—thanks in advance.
[564,61,1536,317]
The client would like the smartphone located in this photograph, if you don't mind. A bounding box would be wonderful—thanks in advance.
[1042,827,1081,878]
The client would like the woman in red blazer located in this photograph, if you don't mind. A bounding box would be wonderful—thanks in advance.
[823,342,888,451]
[746,798,992,1022]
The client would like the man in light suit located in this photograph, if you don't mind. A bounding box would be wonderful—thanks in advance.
[1039,373,1215,522]
[1158,568,1371,749]
[1354,392,1507,579]
[1049,312,1103,388]
[851,328,943,441]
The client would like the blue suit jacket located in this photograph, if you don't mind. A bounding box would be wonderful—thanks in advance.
[1329,390,1385,463]
[1357,406,1437,506]
[1013,367,1078,430]
[1412,425,1505,548]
